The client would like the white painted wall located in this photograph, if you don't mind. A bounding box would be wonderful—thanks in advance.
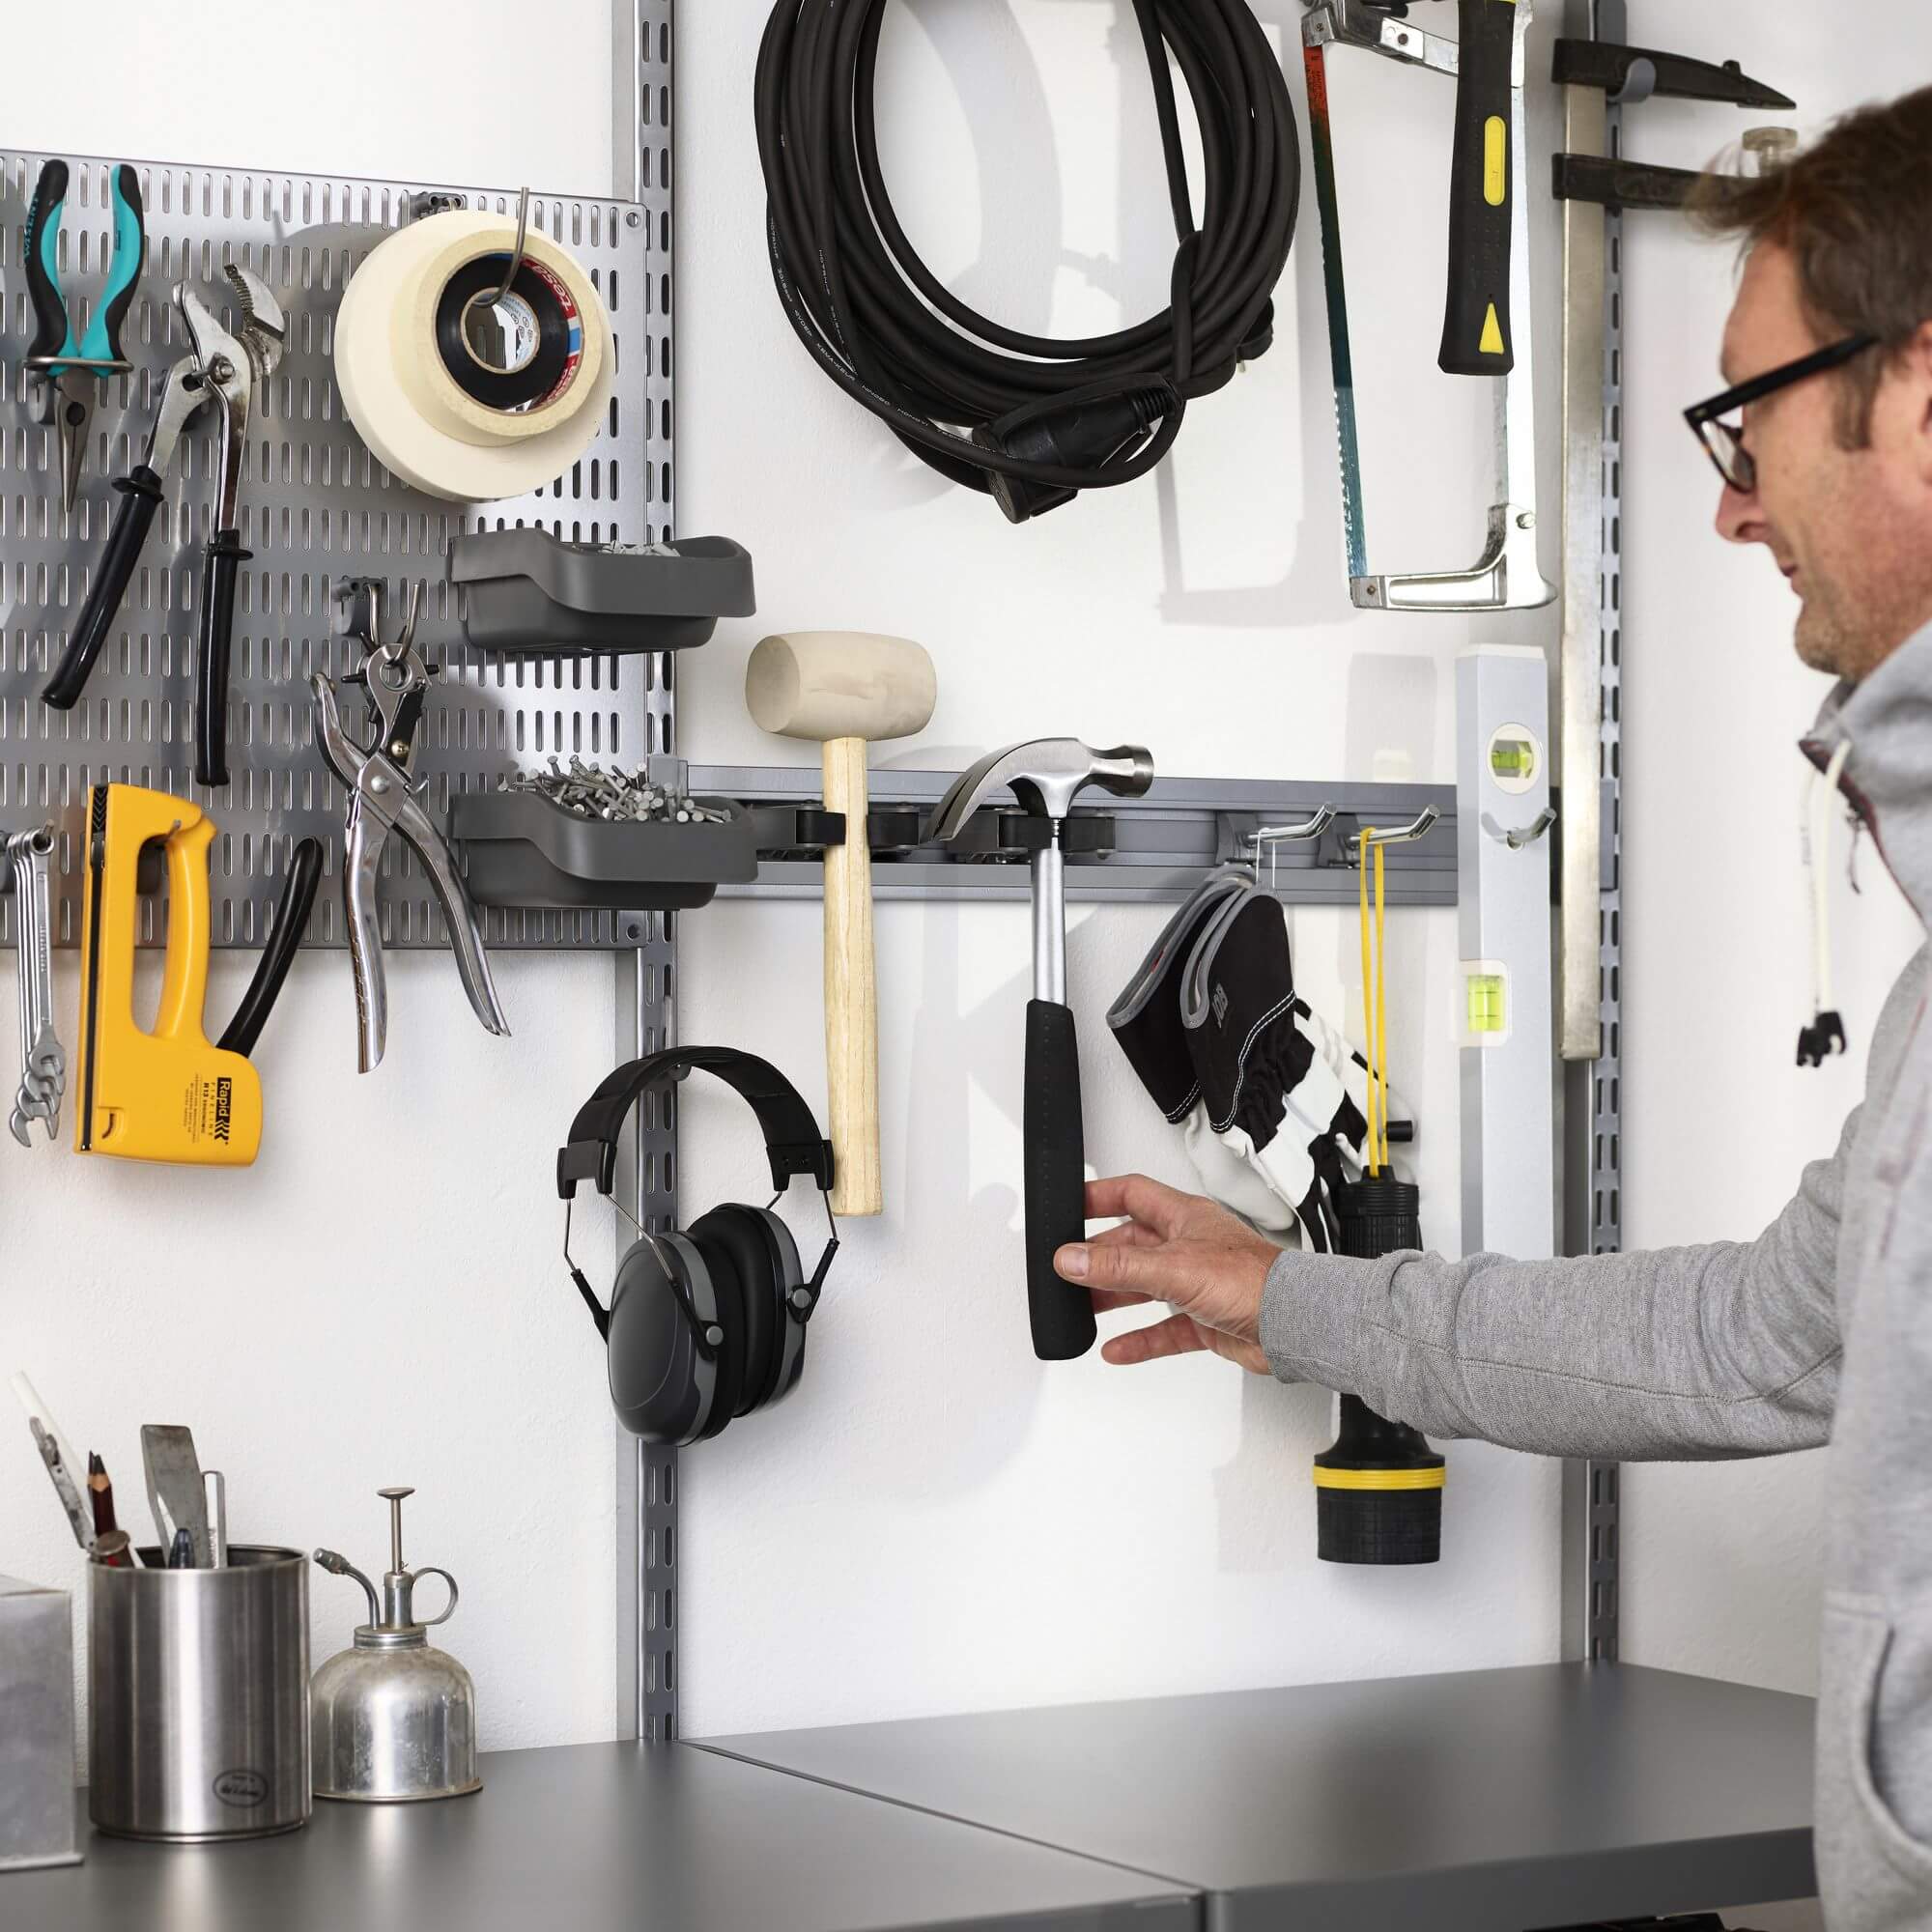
[1,0,1918,1768]
[0,0,625,1764]
[670,0,1571,1736]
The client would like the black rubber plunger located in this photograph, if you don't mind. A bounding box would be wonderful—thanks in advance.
[1313,1174,1445,1566]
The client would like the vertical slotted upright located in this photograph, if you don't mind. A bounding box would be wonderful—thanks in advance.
[1557,0,1624,1665]
[612,0,681,1743]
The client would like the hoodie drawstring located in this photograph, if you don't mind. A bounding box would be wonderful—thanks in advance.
[1799,738,1853,1066]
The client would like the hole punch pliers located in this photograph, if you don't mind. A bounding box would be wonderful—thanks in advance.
[23,158,147,516]
[43,267,287,796]
[310,580,511,1073]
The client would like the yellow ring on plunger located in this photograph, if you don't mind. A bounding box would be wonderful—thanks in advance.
[1311,1466,1447,1491]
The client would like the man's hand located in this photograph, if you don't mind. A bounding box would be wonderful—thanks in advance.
[1054,1174,1280,1375]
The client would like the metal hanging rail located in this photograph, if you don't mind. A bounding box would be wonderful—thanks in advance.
[696,766,1462,908]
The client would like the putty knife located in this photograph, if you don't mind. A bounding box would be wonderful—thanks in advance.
[141,1424,210,1568]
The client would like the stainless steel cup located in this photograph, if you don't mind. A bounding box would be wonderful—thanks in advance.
[89,1545,310,1842]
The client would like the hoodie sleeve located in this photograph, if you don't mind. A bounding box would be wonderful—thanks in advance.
[1260,1103,1854,1461]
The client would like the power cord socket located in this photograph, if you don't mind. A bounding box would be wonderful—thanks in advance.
[972,386,1174,524]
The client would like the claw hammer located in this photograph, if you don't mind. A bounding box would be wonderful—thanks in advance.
[930,739,1154,1359]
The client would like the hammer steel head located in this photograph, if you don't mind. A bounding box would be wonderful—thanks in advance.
[928,738,1154,844]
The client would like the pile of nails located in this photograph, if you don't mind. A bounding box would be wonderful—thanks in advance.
[499,757,734,825]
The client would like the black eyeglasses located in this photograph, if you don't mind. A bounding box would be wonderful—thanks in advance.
[1685,334,1879,493]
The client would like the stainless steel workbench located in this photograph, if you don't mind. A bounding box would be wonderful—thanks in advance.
[699,1663,1818,1931]
[6,1739,1192,1932]
[8,1664,1816,1932]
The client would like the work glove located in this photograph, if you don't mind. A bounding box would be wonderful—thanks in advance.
[1109,878,1303,1235]
[1110,881,1385,1249]
[1179,891,1367,1253]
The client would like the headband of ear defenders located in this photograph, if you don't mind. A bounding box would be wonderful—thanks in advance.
[557,1046,835,1203]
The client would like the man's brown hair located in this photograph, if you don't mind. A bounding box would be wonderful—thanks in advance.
[1692,85,1932,446]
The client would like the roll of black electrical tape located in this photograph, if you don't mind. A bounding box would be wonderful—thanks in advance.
[434,253,584,414]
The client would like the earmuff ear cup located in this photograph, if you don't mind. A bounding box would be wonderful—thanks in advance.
[688,1212,750,1439]
[607,1231,718,1446]
[692,1206,781,1419]
[751,1208,810,1412]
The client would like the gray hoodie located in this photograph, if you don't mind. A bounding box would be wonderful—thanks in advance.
[1261,623,1932,1931]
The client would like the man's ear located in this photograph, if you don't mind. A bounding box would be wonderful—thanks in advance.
[1904,321,1932,485]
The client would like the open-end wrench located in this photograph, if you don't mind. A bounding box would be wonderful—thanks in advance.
[9,826,63,1146]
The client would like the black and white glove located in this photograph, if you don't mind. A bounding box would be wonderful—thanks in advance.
[1111,882,1387,1248]
[1179,892,1367,1252]
[1108,878,1303,1234]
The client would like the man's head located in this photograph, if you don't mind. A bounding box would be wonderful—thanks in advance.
[1695,89,1932,682]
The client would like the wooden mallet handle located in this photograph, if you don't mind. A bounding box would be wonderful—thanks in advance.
[820,735,879,1215]
[746,632,936,1219]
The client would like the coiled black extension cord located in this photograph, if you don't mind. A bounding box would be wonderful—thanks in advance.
[754,0,1300,522]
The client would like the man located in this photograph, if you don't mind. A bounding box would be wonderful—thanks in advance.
[1056,88,1932,1932]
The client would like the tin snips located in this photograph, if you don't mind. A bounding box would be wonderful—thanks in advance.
[311,580,509,1073]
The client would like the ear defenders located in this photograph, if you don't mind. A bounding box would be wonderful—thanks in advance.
[557,1047,839,1444]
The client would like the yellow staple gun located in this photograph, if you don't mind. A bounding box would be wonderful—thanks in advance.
[75,783,322,1167]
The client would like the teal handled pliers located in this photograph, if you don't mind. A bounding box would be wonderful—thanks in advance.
[23,158,147,513]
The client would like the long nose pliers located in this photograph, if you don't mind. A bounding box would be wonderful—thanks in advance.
[22,158,147,515]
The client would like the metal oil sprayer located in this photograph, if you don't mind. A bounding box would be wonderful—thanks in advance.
[310,1488,479,1802]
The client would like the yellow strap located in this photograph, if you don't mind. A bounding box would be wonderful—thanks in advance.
[1313,1465,1447,1492]
[1358,831,1378,1171]
[1374,840,1388,1172]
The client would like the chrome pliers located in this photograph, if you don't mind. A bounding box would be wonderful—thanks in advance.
[22,158,147,514]
[43,266,286,793]
[310,580,510,1073]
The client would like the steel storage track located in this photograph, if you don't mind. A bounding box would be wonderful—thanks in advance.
[698,766,1460,906]
[1558,0,1625,1666]
[612,0,682,1746]
[0,149,661,952]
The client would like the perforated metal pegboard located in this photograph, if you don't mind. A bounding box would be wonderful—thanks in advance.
[0,148,671,951]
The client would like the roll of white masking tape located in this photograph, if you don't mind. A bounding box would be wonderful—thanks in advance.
[334,209,613,502]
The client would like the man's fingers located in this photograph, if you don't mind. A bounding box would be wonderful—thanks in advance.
[1083,1173,1191,1235]
[1055,1236,1193,1299]
[1100,1313,1208,1366]
[1088,1220,1161,1250]
[1088,1287,1153,1315]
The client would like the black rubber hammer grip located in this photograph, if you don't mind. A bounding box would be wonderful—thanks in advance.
[1438,0,1518,377]
[1024,998,1097,1362]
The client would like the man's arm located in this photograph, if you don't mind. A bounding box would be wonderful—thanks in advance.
[1057,1105,1855,1463]
[1260,1105,1856,1461]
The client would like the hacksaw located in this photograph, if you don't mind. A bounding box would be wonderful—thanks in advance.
[1303,0,1557,612]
